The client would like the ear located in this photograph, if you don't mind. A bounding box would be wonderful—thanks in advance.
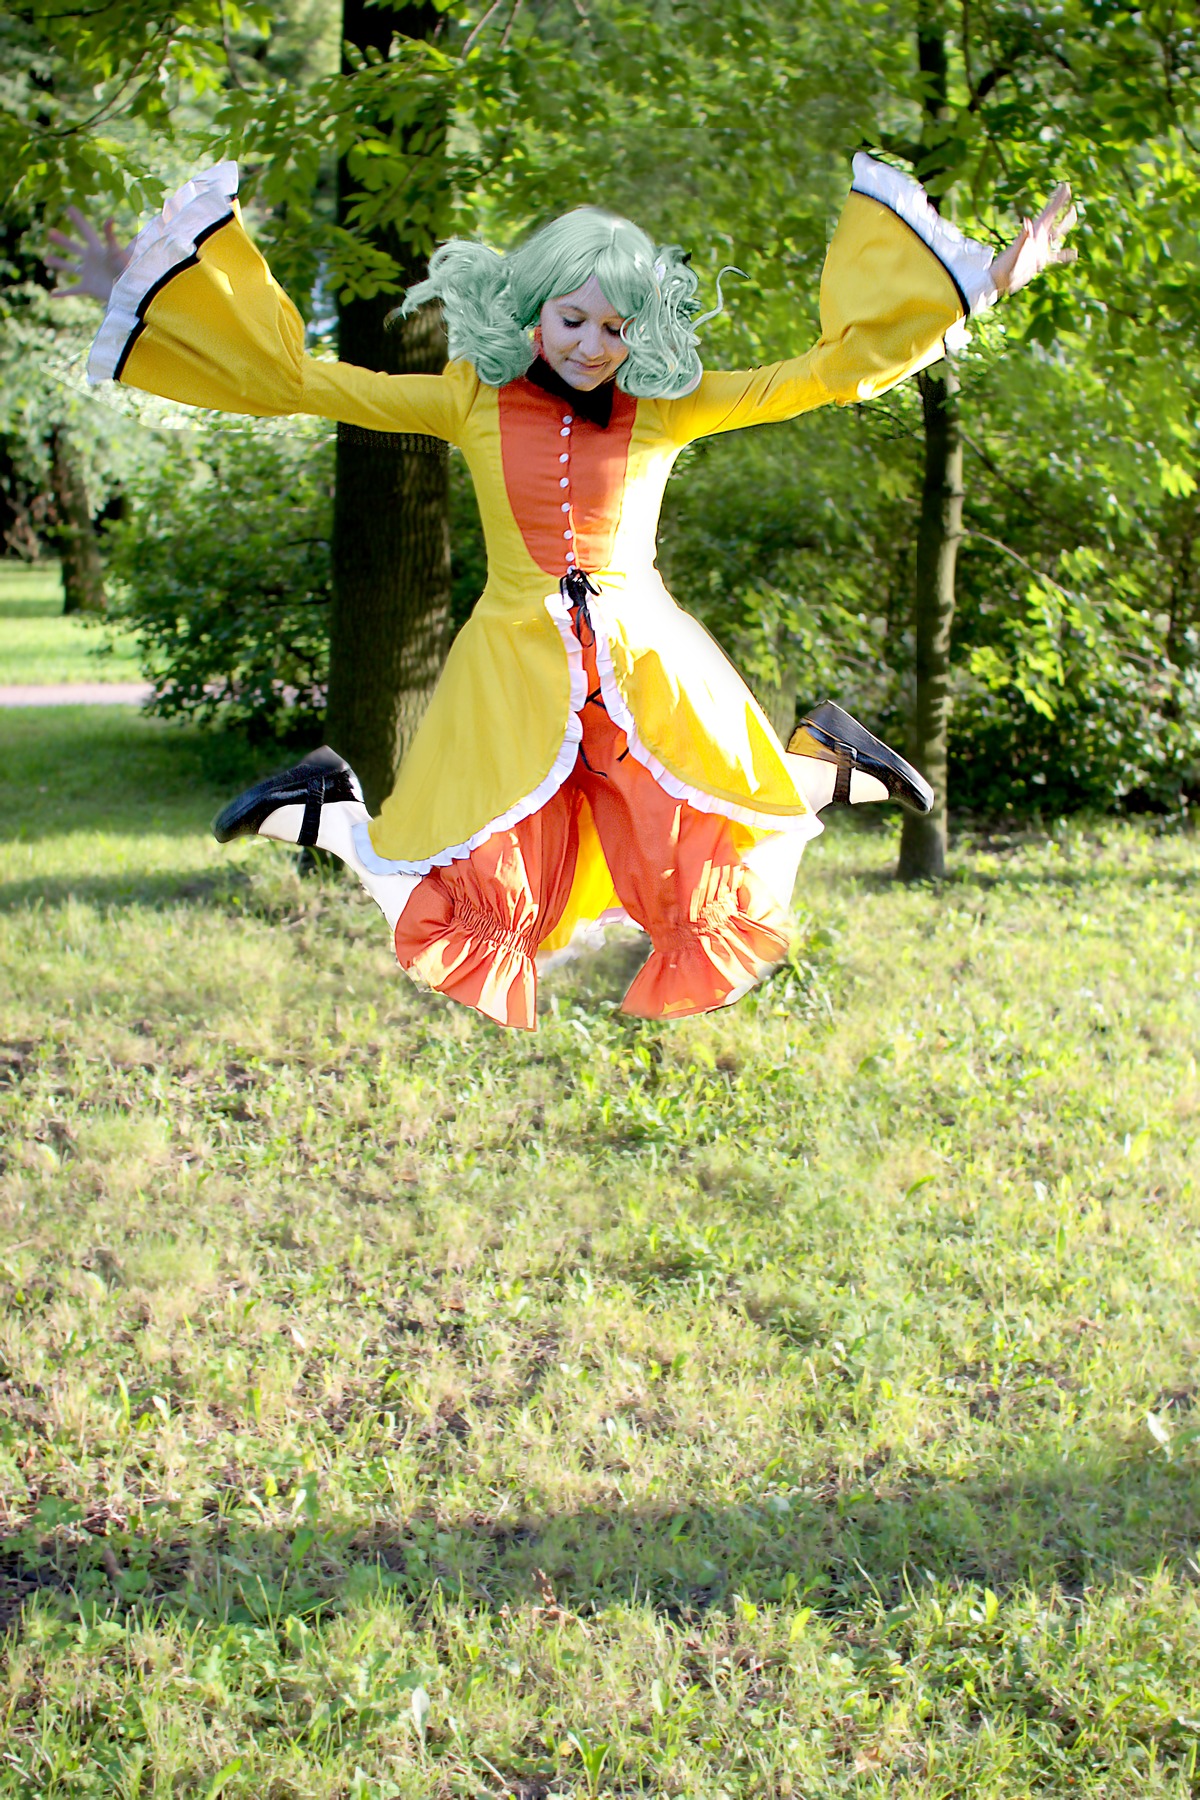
[532,323,545,356]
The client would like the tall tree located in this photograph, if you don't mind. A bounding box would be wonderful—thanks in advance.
[898,2,962,881]
[323,2,454,812]
[47,424,106,612]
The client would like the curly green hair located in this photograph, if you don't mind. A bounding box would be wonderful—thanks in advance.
[397,206,724,398]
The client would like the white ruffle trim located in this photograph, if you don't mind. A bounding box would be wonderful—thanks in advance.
[352,598,587,877]
[354,589,821,877]
[851,153,997,316]
[88,161,241,384]
[581,602,823,840]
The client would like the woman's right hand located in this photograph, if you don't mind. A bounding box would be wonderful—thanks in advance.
[46,207,132,305]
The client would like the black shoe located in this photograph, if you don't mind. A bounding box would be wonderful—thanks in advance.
[212,746,363,847]
[787,701,935,815]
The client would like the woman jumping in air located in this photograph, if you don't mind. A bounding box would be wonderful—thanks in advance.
[54,156,1074,1028]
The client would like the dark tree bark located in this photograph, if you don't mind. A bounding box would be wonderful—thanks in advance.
[897,3,959,881]
[47,424,106,614]
[323,0,453,813]
[0,435,43,560]
[898,362,962,879]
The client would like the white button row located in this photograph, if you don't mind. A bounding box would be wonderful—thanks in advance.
[560,427,574,562]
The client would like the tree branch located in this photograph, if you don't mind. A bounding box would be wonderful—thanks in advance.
[966,59,1014,110]
[962,528,1072,601]
[962,430,1082,542]
[461,0,506,58]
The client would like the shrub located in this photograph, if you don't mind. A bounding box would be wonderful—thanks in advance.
[105,421,334,742]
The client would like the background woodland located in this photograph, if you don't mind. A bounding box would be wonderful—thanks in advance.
[3,0,1199,872]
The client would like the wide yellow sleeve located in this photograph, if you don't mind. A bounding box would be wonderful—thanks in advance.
[659,154,997,445]
[87,163,476,443]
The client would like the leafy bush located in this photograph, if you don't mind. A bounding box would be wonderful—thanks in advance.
[661,392,1200,820]
[105,420,334,742]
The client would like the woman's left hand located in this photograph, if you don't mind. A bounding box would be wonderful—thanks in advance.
[46,207,132,305]
[991,183,1078,297]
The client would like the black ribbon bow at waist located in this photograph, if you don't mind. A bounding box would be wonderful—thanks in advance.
[560,568,601,644]
[559,568,617,777]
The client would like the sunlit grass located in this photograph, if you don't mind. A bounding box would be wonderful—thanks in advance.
[0,562,141,685]
[2,706,1199,1796]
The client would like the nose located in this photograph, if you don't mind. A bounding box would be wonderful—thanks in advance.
[580,321,606,358]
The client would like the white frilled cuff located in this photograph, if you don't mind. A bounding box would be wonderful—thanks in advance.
[850,153,998,320]
[87,162,241,385]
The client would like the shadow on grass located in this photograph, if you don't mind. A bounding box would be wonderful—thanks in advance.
[0,706,267,847]
[5,1444,1198,1636]
[0,600,67,621]
[845,859,1198,896]
[0,868,259,914]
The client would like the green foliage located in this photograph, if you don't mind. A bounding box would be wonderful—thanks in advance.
[104,421,334,740]
[0,0,267,218]
[8,0,1200,818]
[0,284,139,545]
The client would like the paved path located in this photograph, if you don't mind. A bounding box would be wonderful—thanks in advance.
[0,682,154,707]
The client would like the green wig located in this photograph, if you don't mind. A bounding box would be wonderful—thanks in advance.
[398,207,725,398]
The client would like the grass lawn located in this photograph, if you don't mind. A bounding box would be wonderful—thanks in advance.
[2,706,1199,1797]
[0,563,142,686]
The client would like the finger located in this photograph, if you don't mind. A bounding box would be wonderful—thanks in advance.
[44,253,78,271]
[1005,218,1032,257]
[103,219,132,270]
[65,204,103,248]
[50,282,84,299]
[1036,183,1072,230]
[47,228,86,255]
[1052,203,1078,240]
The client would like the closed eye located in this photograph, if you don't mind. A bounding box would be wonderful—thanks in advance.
[560,316,625,334]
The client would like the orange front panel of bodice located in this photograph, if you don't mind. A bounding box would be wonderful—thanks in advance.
[497,376,638,576]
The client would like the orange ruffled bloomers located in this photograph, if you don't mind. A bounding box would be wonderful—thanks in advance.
[392,620,791,1029]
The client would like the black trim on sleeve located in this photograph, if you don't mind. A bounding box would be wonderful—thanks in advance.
[112,208,237,383]
[849,186,970,317]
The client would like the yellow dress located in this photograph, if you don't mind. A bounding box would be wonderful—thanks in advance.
[89,156,994,955]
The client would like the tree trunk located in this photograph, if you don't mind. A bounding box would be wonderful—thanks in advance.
[898,363,962,879]
[323,0,452,814]
[47,424,106,614]
[897,3,959,881]
[0,435,42,560]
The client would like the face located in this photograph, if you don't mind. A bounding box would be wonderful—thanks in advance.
[537,274,630,390]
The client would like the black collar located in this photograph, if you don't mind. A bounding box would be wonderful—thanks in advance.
[523,355,616,428]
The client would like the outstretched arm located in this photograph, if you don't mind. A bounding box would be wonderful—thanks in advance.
[659,159,1078,446]
[55,165,475,444]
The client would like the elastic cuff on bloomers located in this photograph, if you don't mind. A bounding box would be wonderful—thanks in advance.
[620,896,792,1020]
[393,897,543,1031]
